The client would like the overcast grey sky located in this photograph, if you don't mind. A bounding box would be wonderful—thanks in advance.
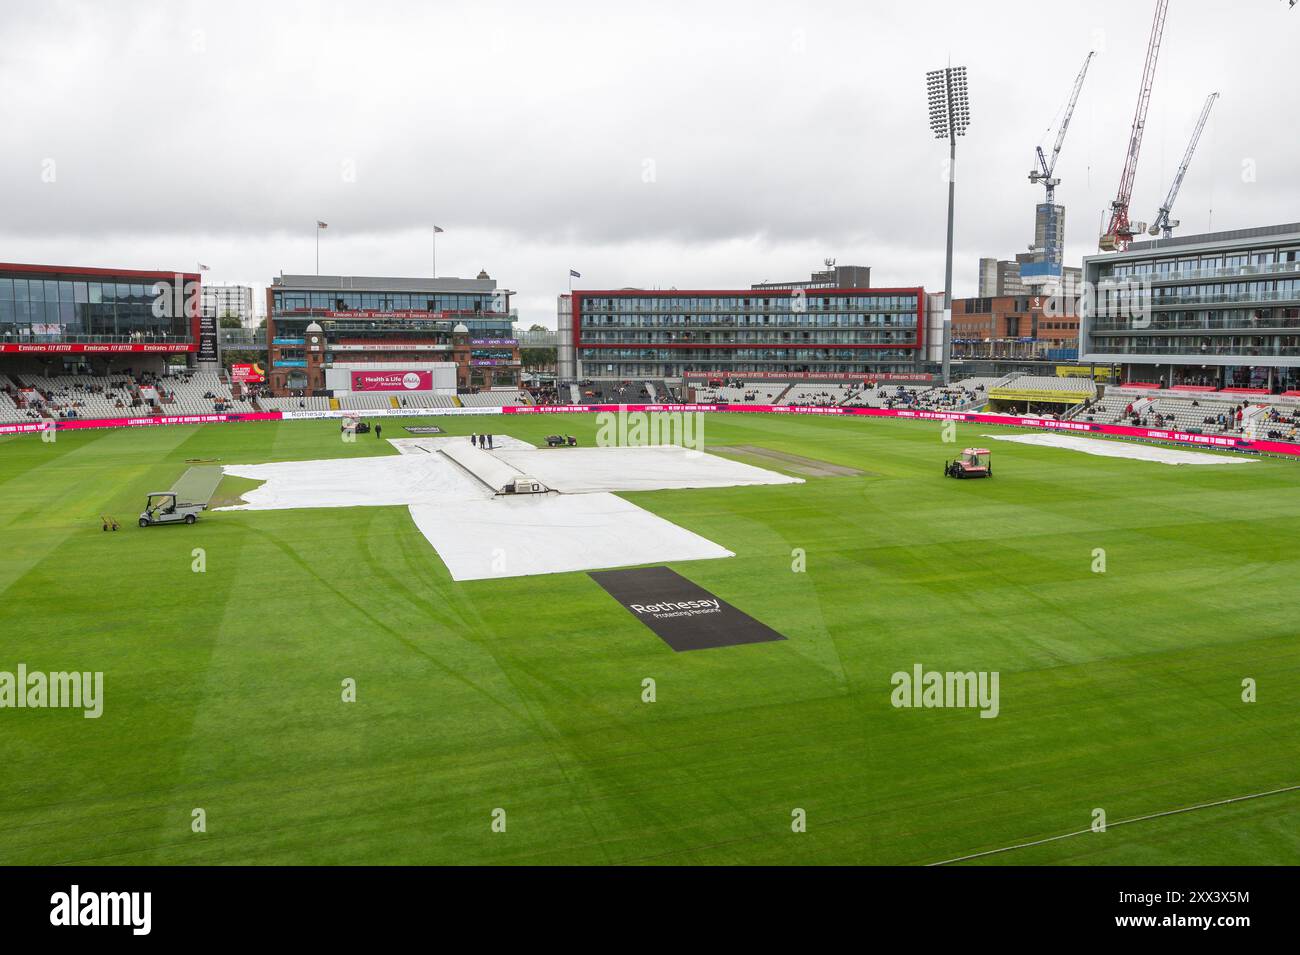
[1,0,1296,327]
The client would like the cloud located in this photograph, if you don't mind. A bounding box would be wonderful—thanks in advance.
[1,0,1296,327]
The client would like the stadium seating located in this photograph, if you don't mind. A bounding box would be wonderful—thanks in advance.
[843,384,932,409]
[692,383,786,404]
[570,380,652,403]
[658,382,685,402]
[401,393,459,409]
[1147,397,1241,432]
[458,390,532,407]
[5,366,1297,451]
[7,373,141,420]
[151,370,253,415]
[840,386,887,407]
[0,373,34,423]
[1250,404,1300,442]
[255,396,332,411]
[1080,394,1136,424]
[778,383,860,406]
[905,378,1001,411]
[1076,390,1252,434]
[0,369,257,420]
[744,383,788,403]
[337,394,397,411]
[999,374,1097,396]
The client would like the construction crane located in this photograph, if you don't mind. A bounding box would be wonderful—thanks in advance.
[1099,0,1170,252]
[1029,51,1095,204]
[1148,92,1219,239]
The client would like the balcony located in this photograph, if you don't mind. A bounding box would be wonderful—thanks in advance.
[581,320,917,332]
[0,331,192,346]
[1102,260,1300,283]
[1090,342,1300,358]
[1148,289,1300,306]
[579,336,917,348]
[579,350,916,363]
[580,313,916,326]
[273,308,511,322]
[1091,315,1300,333]
[578,300,917,314]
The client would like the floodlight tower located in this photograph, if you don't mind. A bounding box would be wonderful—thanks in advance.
[927,65,971,384]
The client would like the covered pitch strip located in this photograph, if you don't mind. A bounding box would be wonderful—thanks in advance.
[435,440,551,496]
[219,437,802,580]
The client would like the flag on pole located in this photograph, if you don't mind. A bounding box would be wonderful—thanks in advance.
[197,263,210,271]
[317,221,329,230]
[433,225,445,234]
[569,269,581,278]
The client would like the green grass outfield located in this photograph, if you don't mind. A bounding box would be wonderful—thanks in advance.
[1,413,1298,865]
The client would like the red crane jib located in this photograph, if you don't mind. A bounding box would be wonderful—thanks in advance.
[1101,0,1169,252]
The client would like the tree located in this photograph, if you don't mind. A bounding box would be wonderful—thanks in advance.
[520,347,556,371]
[219,316,243,329]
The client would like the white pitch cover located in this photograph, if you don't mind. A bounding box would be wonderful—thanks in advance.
[218,437,802,580]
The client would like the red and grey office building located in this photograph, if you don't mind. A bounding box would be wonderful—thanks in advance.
[557,283,931,380]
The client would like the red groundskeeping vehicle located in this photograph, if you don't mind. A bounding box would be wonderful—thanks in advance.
[945,448,992,479]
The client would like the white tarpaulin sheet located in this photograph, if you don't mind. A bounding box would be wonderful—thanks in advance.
[219,437,801,580]
[487,445,804,493]
[408,493,734,580]
[982,432,1256,465]
[221,454,487,509]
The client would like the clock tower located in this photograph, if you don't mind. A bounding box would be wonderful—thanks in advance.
[452,322,472,390]
[304,321,326,394]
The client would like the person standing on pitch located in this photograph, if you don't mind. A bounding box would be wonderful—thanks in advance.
[471,433,478,447]
[375,423,382,440]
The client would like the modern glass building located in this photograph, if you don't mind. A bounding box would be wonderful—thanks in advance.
[1080,223,1300,390]
[563,287,927,379]
[0,263,201,354]
[266,272,518,394]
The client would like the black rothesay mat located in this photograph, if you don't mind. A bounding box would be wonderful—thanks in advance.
[589,566,787,651]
